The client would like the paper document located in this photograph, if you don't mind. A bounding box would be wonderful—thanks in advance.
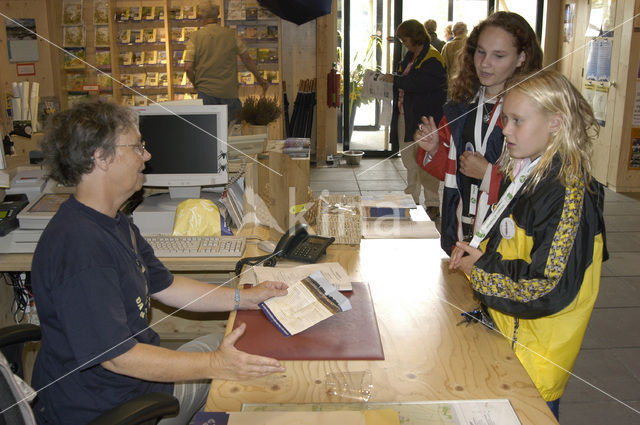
[0,172,9,188]
[259,271,352,337]
[243,399,522,425]
[362,69,393,100]
[193,410,367,425]
[360,193,417,209]
[239,262,353,291]
[362,218,439,239]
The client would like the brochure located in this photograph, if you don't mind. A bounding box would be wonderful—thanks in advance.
[259,271,351,337]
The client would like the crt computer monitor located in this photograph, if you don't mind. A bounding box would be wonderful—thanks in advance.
[135,104,228,199]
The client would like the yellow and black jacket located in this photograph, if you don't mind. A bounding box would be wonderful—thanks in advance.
[470,157,607,401]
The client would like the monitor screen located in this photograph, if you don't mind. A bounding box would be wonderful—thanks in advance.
[135,104,228,197]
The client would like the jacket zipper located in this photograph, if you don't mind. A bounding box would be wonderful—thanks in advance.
[511,317,519,349]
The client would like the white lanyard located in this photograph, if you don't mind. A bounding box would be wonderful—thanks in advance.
[474,87,501,156]
[469,157,541,248]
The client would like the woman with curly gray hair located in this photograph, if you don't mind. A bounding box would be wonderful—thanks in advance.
[32,100,287,425]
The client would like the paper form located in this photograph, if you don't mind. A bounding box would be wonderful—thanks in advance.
[362,217,439,239]
[239,262,352,291]
[228,411,366,425]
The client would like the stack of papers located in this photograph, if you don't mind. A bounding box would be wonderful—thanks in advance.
[239,262,353,291]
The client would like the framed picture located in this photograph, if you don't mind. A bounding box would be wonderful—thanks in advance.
[16,63,35,76]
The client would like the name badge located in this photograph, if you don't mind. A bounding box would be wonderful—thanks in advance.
[500,217,516,239]
[469,184,478,216]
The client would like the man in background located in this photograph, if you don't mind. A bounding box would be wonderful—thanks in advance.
[424,19,445,52]
[185,2,268,122]
[441,21,468,93]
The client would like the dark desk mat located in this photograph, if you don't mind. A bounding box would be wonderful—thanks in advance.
[233,282,384,360]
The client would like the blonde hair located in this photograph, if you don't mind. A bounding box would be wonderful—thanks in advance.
[500,70,599,191]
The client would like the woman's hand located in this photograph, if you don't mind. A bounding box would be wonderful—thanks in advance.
[240,280,288,310]
[379,73,395,82]
[414,116,439,155]
[448,241,483,275]
[459,151,489,179]
[209,323,285,380]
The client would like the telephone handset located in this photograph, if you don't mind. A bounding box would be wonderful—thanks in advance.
[274,223,335,263]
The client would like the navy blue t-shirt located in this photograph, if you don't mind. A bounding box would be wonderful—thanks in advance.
[31,196,174,425]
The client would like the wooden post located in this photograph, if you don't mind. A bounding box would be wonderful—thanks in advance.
[315,1,338,165]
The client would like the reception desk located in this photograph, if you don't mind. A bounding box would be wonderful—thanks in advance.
[205,238,559,425]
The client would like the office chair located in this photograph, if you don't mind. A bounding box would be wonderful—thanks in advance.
[0,324,179,425]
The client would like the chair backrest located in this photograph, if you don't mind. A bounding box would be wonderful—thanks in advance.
[0,324,178,425]
[0,323,41,380]
[0,351,37,425]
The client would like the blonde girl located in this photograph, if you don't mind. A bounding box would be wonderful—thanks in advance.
[450,70,607,420]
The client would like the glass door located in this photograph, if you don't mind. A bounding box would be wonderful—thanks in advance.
[339,0,492,156]
[339,0,395,156]
[339,0,546,155]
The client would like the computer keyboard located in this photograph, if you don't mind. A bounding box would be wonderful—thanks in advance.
[144,235,246,257]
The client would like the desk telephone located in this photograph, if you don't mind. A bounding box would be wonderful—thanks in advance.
[274,224,335,263]
[234,224,334,276]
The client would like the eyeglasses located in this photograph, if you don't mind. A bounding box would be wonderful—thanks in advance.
[116,141,146,156]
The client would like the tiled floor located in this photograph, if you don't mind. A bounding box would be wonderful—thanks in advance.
[310,157,640,425]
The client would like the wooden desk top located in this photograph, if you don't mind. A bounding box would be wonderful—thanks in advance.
[205,238,558,425]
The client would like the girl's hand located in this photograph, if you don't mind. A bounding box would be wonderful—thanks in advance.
[448,241,483,276]
[414,116,439,155]
[459,151,489,179]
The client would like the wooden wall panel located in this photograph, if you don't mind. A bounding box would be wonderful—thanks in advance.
[557,0,640,191]
[611,0,640,191]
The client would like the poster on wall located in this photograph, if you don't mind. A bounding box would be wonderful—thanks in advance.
[585,38,613,82]
[564,3,576,42]
[629,128,640,169]
[5,18,39,63]
[632,79,640,127]
[583,82,608,127]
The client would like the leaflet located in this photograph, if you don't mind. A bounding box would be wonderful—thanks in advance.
[259,271,352,337]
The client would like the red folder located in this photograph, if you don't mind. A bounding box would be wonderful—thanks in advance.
[233,282,384,360]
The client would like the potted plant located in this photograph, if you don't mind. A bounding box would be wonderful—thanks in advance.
[240,96,281,137]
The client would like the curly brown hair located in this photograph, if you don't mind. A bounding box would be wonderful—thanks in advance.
[449,11,542,103]
[41,100,138,186]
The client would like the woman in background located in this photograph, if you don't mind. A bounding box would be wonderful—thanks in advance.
[381,19,446,218]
